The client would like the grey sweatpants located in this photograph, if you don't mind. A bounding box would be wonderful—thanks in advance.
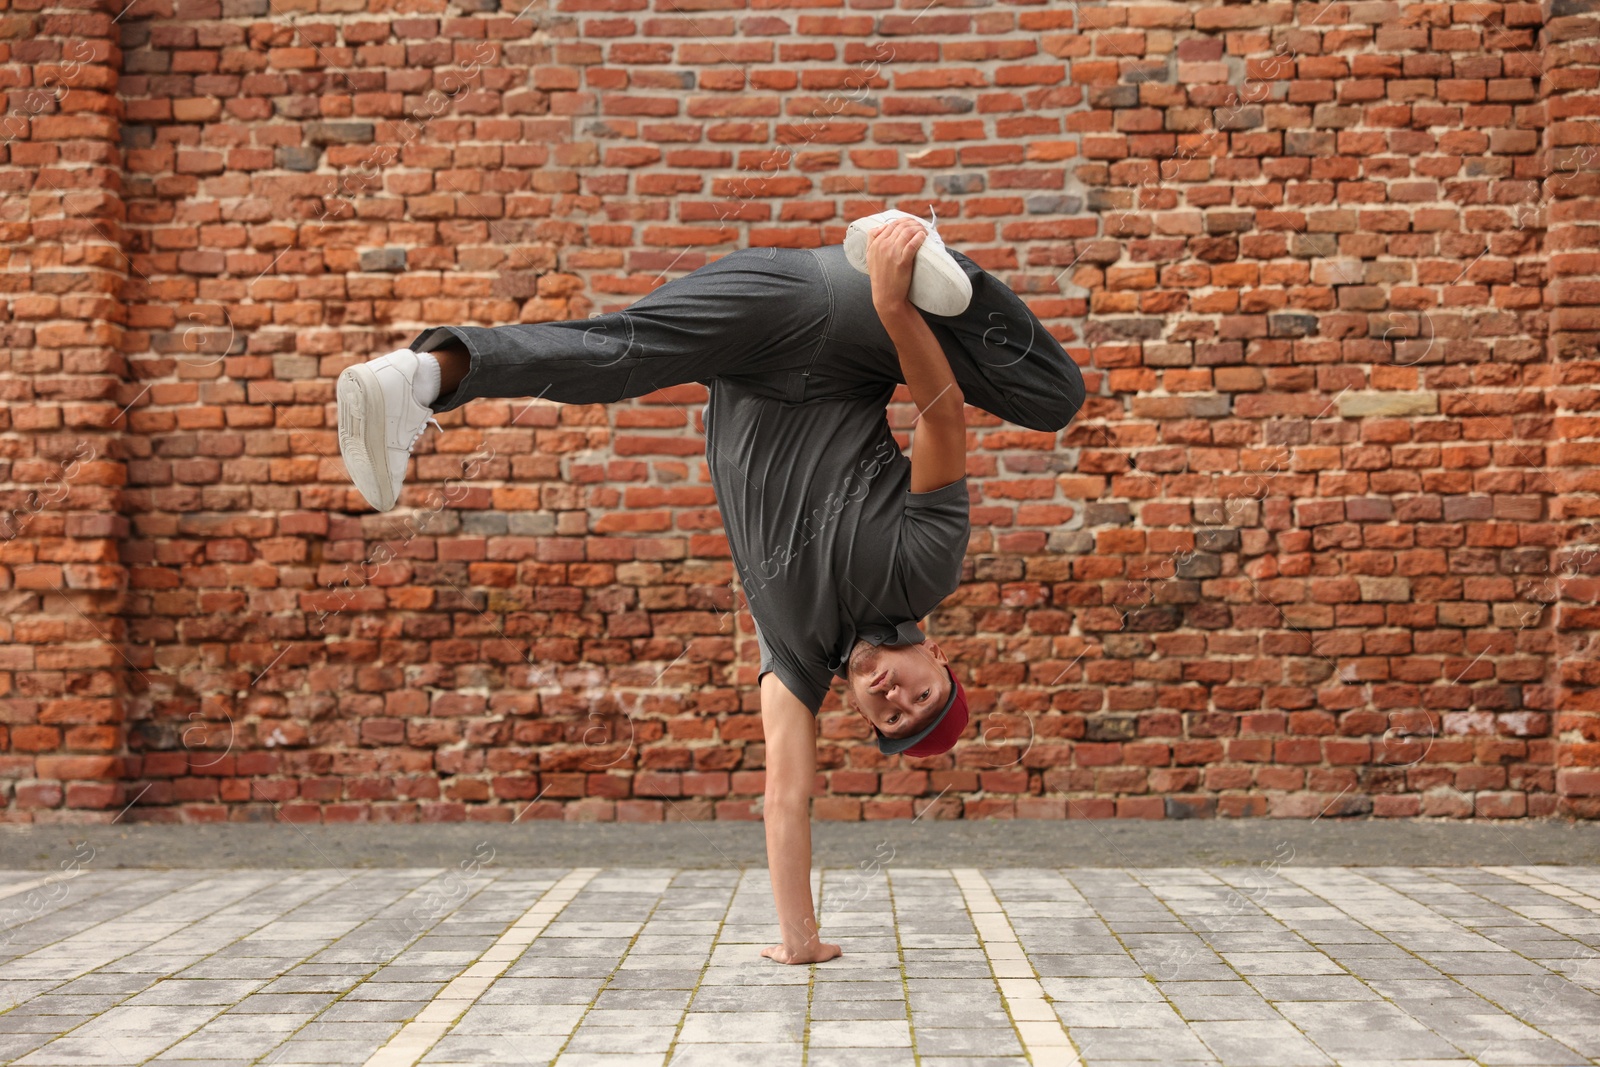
[408,243,1085,434]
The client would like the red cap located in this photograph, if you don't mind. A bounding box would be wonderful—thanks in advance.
[875,665,968,756]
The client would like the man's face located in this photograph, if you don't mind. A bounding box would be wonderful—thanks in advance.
[847,639,951,740]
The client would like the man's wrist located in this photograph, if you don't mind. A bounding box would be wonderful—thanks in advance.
[874,297,918,323]
[783,916,822,947]
[785,935,823,955]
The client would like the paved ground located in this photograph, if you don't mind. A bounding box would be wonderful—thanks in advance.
[3,844,1600,1065]
[4,817,1599,869]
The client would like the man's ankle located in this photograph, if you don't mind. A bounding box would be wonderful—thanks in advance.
[425,340,470,394]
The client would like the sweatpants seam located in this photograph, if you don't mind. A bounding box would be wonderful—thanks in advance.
[805,246,838,345]
[796,247,838,403]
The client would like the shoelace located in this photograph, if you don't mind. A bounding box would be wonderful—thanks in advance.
[405,415,443,451]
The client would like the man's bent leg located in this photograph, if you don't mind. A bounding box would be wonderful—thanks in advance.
[930,247,1086,433]
[803,243,1086,433]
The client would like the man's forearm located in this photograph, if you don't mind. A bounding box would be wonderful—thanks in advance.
[764,796,820,950]
[757,672,838,964]
[875,299,964,421]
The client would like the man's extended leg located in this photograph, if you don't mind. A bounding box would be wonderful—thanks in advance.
[410,246,836,414]
[339,246,839,511]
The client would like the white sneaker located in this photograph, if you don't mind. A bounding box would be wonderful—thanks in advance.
[336,348,442,512]
[843,206,973,317]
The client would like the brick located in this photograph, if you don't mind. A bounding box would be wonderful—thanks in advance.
[1337,392,1441,417]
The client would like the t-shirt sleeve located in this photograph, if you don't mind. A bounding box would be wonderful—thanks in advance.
[755,618,829,716]
[894,475,971,615]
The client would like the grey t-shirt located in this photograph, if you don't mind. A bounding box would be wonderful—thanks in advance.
[703,378,971,714]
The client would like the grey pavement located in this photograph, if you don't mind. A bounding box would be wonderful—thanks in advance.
[1,822,1598,1065]
[3,817,1598,870]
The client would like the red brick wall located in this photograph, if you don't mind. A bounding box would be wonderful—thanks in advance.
[3,0,1598,823]
[1547,0,1600,818]
[0,0,130,817]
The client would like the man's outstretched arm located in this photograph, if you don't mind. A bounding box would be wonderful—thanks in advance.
[759,670,842,965]
[866,218,968,494]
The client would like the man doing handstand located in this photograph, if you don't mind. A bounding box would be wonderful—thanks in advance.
[336,210,1085,965]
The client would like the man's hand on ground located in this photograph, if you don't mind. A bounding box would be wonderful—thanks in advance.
[761,939,843,965]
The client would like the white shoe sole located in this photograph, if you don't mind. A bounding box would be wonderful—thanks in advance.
[844,218,973,317]
[337,363,396,512]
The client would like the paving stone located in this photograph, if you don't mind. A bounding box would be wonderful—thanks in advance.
[477,977,606,1003]
[803,1050,915,1067]
[5,995,125,1016]
[1040,976,1166,1002]
[1410,952,1551,975]
[292,1019,401,1041]
[908,1009,1011,1029]
[606,968,706,989]
[1223,951,1350,975]
[666,1046,804,1066]
[1070,1023,1216,1059]
[422,1033,567,1063]
[10,1034,178,1064]
[913,1027,1024,1055]
[1309,1024,1486,1058]
[1338,957,1450,981]
[1245,974,1387,1000]
[1057,1000,1194,1028]
[46,975,154,997]
[679,1011,807,1043]
[121,979,266,1004]
[174,958,289,980]
[455,1002,588,1034]
[551,1055,665,1067]
[316,997,424,1021]
[221,991,342,1013]
[574,1008,685,1029]
[1032,953,1148,977]
[903,961,993,979]
[341,981,447,1001]
[0,1035,52,1059]
[260,1037,391,1062]
[811,999,908,1020]
[684,986,804,1011]
[1190,1019,1336,1064]
[597,989,694,1011]
[810,980,904,1000]
[807,1019,913,1047]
